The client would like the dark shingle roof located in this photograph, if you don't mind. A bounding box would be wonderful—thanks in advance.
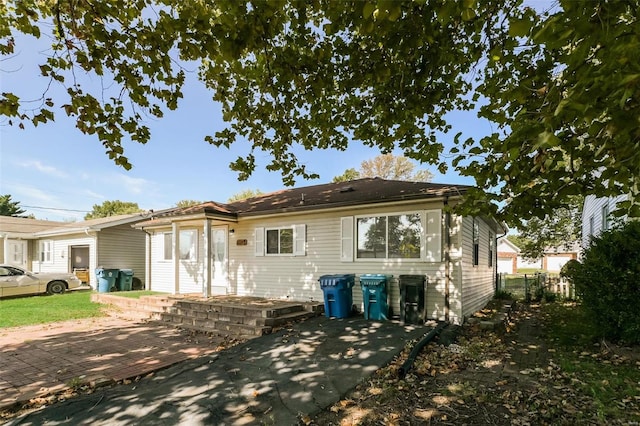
[155,178,472,220]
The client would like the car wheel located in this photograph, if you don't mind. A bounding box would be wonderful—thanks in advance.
[47,281,66,295]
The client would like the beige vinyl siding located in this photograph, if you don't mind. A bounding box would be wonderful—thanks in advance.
[96,225,147,287]
[34,234,96,284]
[229,201,461,322]
[149,230,176,293]
[144,200,484,325]
[459,216,496,321]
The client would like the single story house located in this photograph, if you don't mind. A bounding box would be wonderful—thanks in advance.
[1,214,155,288]
[0,216,68,269]
[135,178,506,325]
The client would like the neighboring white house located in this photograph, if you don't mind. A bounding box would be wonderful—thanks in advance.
[0,214,156,288]
[582,194,628,248]
[497,236,578,274]
[497,237,519,274]
[541,243,580,272]
[136,178,506,325]
[0,216,68,270]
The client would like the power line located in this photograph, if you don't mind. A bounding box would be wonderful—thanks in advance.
[22,205,90,213]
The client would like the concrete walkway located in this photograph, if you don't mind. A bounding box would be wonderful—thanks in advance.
[3,316,430,425]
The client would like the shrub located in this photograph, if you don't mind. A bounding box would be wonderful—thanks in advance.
[563,221,640,343]
[494,289,513,300]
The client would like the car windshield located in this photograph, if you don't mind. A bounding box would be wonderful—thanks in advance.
[0,266,26,276]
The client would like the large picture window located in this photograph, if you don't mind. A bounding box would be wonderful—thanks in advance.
[357,213,422,259]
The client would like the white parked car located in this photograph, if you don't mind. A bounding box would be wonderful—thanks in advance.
[0,265,83,298]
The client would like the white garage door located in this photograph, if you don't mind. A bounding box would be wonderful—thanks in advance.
[546,256,572,272]
[498,258,514,274]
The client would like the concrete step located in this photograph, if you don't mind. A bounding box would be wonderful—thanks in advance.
[157,314,271,337]
[93,294,324,337]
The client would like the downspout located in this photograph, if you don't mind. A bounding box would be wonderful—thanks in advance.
[398,321,447,379]
[1,234,8,265]
[495,226,508,292]
[444,196,451,323]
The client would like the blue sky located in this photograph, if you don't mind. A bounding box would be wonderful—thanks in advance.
[1,30,494,222]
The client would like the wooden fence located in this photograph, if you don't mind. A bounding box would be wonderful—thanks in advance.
[497,273,575,300]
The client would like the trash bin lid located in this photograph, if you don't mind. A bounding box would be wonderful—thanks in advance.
[119,269,134,275]
[319,274,355,287]
[359,274,391,286]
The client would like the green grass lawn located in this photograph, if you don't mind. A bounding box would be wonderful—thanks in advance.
[542,302,640,423]
[0,291,107,328]
[113,290,166,299]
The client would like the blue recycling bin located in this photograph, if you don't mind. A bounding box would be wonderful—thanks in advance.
[319,274,355,318]
[117,269,134,291]
[95,268,119,293]
[359,274,391,320]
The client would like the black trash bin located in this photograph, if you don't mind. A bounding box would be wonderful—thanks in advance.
[399,275,426,324]
[319,274,355,318]
[359,274,391,320]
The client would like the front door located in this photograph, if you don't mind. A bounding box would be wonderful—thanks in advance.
[7,240,28,268]
[70,246,91,283]
[211,226,229,295]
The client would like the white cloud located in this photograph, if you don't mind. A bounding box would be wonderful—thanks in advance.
[18,160,69,178]
[7,182,57,204]
[110,173,151,196]
[83,189,105,199]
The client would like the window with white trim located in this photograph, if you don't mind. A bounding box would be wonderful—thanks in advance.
[179,229,198,261]
[254,225,306,256]
[488,233,494,267]
[472,218,480,266]
[39,240,53,263]
[163,233,172,260]
[162,230,198,261]
[342,210,441,262]
[601,204,609,231]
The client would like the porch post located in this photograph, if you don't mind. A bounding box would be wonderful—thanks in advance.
[2,235,8,264]
[203,219,212,298]
[172,222,180,295]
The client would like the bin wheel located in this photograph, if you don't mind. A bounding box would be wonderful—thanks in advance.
[109,285,118,292]
[132,277,143,290]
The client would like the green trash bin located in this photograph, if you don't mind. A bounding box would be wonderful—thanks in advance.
[117,269,134,291]
[359,274,391,320]
[95,268,119,293]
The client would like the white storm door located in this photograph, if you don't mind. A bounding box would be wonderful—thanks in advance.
[211,227,229,294]
[8,240,28,268]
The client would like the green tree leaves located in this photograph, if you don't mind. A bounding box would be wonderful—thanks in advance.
[84,200,143,220]
[3,1,640,224]
[0,194,27,217]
